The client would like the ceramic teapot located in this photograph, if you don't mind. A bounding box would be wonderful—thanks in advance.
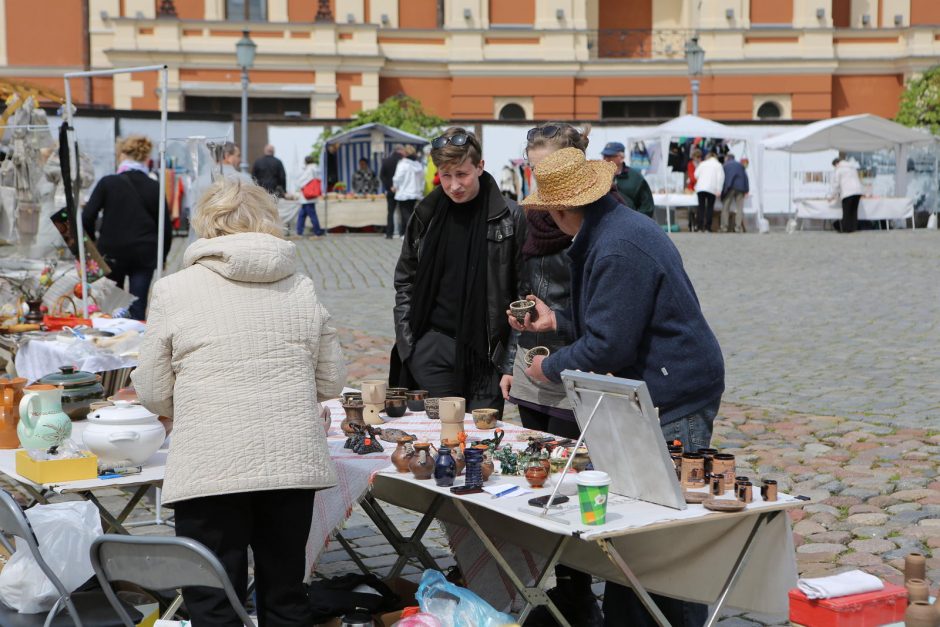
[18,384,72,451]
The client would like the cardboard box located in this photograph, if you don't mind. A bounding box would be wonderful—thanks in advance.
[15,450,98,484]
[789,583,907,627]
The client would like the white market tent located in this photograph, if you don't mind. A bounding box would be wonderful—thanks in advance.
[632,115,760,229]
[760,114,936,225]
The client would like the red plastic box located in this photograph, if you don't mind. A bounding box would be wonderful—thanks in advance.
[789,583,907,627]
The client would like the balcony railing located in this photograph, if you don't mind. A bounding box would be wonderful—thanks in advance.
[588,29,692,59]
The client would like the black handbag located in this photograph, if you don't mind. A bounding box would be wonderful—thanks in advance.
[306,573,400,622]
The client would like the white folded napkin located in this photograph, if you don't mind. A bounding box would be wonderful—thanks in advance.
[797,570,884,599]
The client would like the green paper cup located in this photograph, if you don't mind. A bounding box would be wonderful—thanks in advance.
[577,470,611,525]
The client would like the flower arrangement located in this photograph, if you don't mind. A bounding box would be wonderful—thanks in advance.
[1,260,69,303]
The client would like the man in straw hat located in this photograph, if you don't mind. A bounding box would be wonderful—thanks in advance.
[509,147,725,626]
[391,127,526,415]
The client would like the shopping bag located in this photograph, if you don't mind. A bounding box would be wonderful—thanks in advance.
[302,178,322,200]
[630,142,652,170]
[0,500,103,613]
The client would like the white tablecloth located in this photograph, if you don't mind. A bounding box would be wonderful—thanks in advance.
[10,335,138,383]
[280,198,386,230]
[796,197,914,221]
[653,193,699,207]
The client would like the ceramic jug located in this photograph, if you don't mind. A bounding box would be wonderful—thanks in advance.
[439,397,466,442]
[409,442,434,480]
[0,377,26,449]
[360,380,387,405]
[391,436,415,472]
[18,384,73,451]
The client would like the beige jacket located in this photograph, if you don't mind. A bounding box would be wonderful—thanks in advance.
[132,232,345,504]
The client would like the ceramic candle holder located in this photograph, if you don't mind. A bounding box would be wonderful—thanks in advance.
[405,390,427,412]
[523,346,551,367]
[509,299,538,324]
[472,408,498,430]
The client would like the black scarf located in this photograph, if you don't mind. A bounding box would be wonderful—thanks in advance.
[522,209,572,260]
[410,182,490,395]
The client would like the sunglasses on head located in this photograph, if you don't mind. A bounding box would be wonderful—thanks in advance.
[526,124,577,142]
[431,133,471,149]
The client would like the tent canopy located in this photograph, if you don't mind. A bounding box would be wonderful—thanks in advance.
[634,114,752,141]
[761,114,935,153]
[324,122,429,147]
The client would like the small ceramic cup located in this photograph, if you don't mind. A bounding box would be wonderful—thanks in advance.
[510,299,538,324]
[405,390,427,412]
[384,396,407,418]
[424,397,441,420]
[523,346,551,367]
[472,408,499,430]
[342,392,362,404]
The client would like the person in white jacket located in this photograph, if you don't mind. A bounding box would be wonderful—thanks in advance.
[391,145,425,237]
[693,151,725,232]
[133,178,345,626]
[829,157,863,233]
[295,154,325,237]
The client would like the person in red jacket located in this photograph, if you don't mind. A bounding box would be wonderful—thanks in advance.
[686,148,702,230]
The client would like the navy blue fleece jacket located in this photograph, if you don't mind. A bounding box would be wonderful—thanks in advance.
[541,194,725,424]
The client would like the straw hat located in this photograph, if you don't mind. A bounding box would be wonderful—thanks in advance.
[520,147,617,211]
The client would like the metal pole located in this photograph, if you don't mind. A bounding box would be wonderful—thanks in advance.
[156,66,168,285]
[240,68,249,172]
[63,79,89,319]
[691,78,700,117]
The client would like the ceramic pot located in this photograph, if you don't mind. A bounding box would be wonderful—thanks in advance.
[0,377,26,449]
[342,392,362,404]
[385,396,407,418]
[441,439,465,475]
[906,553,927,583]
[24,300,43,324]
[360,380,387,405]
[434,445,457,487]
[523,346,550,367]
[481,457,495,482]
[906,578,930,603]
[712,454,736,490]
[509,299,537,324]
[18,384,72,451]
[84,401,165,466]
[391,436,415,472]
[471,408,498,430]
[409,443,434,480]
[464,446,484,488]
[697,448,718,476]
[405,390,427,412]
[341,404,366,435]
[38,366,105,421]
[680,452,706,488]
[905,601,938,627]
[439,397,465,442]
[525,461,548,489]
[570,446,591,472]
[424,397,440,420]
[387,387,409,398]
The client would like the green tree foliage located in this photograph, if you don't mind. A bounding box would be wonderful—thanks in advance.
[309,95,445,161]
[896,66,940,134]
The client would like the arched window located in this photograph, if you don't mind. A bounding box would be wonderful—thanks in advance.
[756,102,782,120]
[498,103,527,120]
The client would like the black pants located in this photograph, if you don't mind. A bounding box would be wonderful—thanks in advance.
[696,192,716,232]
[107,257,155,321]
[841,194,861,233]
[398,199,416,236]
[385,191,397,238]
[408,330,504,415]
[174,489,316,627]
[518,405,581,439]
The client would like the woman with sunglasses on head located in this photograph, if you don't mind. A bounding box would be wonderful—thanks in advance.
[390,128,526,416]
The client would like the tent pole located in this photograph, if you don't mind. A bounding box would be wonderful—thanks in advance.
[156,66,168,283]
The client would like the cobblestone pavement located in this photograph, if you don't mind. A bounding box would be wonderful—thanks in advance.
[6,230,936,625]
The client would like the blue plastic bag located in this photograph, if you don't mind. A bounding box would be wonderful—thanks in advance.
[416,570,516,627]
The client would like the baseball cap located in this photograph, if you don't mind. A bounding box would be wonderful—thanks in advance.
[601,142,625,156]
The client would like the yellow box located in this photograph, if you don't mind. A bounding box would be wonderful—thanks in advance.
[15,450,98,484]
[135,603,159,627]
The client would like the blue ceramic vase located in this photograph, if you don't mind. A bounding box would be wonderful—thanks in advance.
[464,447,484,488]
[434,445,457,487]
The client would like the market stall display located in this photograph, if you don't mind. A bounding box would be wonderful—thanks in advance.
[279,193,387,231]
[795,197,914,227]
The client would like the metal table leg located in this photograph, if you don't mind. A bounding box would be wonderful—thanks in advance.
[599,539,672,627]
[82,484,151,535]
[451,499,572,627]
[334,531,371,576]
[359,492,443,578]
[704,511,777,627]
[124,486,175,529]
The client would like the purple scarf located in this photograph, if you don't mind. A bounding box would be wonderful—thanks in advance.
[522,209,572,260]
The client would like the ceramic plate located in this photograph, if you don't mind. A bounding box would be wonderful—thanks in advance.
[703,498,747,512]
[683,491,710,504]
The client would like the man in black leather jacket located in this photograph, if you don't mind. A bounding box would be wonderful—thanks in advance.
[390,128,527,415]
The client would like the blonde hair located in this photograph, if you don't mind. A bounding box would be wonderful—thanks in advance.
[402,145,417,157]
[118,135,152,162]
[192,178,284,239]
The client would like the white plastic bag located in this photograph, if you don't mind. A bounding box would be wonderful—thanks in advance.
[0,500,102,613]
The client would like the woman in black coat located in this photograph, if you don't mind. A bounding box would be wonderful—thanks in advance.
[82,135,171,320]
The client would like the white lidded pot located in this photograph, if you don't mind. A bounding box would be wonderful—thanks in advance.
[83,400,166,467]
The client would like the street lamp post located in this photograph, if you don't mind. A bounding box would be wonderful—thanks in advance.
[684,36,705,116]
[235,31,256,172]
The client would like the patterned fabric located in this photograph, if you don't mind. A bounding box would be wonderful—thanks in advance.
[132,233,346,504]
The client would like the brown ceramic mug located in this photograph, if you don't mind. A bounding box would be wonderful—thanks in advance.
[680,453,705,488]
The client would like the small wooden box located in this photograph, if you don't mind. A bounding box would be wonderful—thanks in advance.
[15,450,98,484]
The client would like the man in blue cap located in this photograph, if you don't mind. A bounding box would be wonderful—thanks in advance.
[602,141,655,219]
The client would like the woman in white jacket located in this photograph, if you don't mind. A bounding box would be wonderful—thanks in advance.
[829,157,864,233]
[693,151,725,232]
[133,178,346,626]
[391,145,425,237]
